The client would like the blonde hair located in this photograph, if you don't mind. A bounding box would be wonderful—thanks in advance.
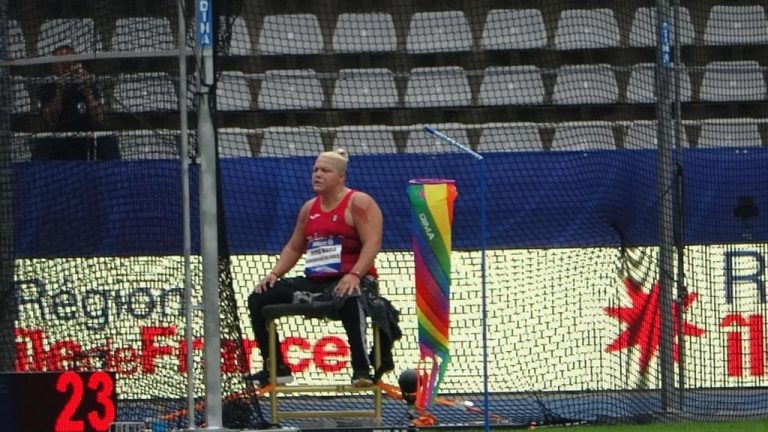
[318,148,349,173]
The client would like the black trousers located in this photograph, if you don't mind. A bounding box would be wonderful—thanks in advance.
[247,275,372,373]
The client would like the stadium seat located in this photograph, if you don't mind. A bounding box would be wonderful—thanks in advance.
[332,13,397,53]
[699,61,767,102]
[698,120,763,148]
[8,19,26,59]
[216,71,252,111]
[11,77,31,114]
[260,126,325,157]
[629,7,694,47]
[332,68,398,109]
[119,131,179,159]
[218,129,254,157]
[623,121,690,149]
[221,15,253,55]
[111,72,178,112]
[334,125,397,154]
[405,124,468,153]
[37,18,103,55]
[257,69,324,110]
[406,11,473,53]
[551,122,616,150]
[625,63,692,103]
[404,66,471,108]
[12,133,31,161]
[554,9,620,50]
[112,17,174,51]
[703,5,768,46]
[478,65,545,106]
[552,64,618,105]
[257,14,323,55]
[477,123,543,152]
[481,9,547,50]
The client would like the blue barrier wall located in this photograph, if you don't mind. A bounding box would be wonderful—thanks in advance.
[13,149,768,257]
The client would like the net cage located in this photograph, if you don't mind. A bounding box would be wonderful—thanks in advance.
[1,0,768,429]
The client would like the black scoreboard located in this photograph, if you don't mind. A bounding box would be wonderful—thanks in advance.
[0,371,116,432]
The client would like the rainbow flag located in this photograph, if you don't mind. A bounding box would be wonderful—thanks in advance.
[408,179,458,409]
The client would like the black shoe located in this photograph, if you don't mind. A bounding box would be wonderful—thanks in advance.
[369,352,395,383]
[373,358,395,383]
[246,364,293,387]
[351,369,374,387]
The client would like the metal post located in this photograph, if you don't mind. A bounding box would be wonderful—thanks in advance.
[655,0,678,412]
[0,0,16,373]
[177,0,196,429]
[671,0,687,411]
[195,0,230,430]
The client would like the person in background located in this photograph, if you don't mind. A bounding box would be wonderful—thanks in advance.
[34,44,119,160]
[247,148,396,387]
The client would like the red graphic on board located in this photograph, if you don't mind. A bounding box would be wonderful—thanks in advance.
[604,278,705,374]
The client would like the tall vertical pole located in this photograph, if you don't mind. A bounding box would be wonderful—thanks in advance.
[655,0,678,412]
[671,0,687,411]
[178,0,196,429]
[0,0,16,373]
[195,0,229,429]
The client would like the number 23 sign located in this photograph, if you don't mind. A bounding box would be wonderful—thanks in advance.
[0,371,117,432]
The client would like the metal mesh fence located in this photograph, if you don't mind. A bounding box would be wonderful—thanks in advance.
[1,0,767,429]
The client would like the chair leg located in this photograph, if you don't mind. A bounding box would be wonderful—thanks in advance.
[373,326,382,423]
[268,319,278,423]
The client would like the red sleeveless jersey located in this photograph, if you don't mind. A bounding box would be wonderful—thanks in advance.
[303,189,378,280]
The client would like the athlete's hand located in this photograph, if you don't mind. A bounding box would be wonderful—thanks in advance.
[334,273,361,297]
[254,272,279,293]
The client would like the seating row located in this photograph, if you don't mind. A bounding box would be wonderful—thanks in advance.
[7,5,768,59]
[10,120,766,160]
[9,61,766,113]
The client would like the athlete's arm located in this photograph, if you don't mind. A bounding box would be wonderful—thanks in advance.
[334,192,383,296]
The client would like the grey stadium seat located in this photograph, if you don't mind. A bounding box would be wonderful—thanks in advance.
[112,72,178,112]
[406,11,473,53]
[333,13,397,53]
[623,121,690,150]
[119,131,179,159]
[112,17,175,51]
[405,66,471,108]
[625,63,692,103]
[11,77,31,114]
[221,15,253,55]
[12,133,31,162]
[258,69,324,110]
[699,61,767,102]
[698,120,763,148]
[477,124,543,152]
[629,7,694,47]
[405,124,468,153]
[8,19,26,59]
[551,123,617,151]
[37,18,103,55]
[481,9,547,50]
[334,126,397,154]
[258,14,323,55]
[703,5,768,46]
[554,9,620,50]
[218,130,254,157]
[479,66,545,106]
[260,127,325,157]
[553,64,618,105]
[332,68,398,109]
[217,71,252,111]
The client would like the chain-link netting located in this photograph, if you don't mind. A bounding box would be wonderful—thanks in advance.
[2,0,768,430]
